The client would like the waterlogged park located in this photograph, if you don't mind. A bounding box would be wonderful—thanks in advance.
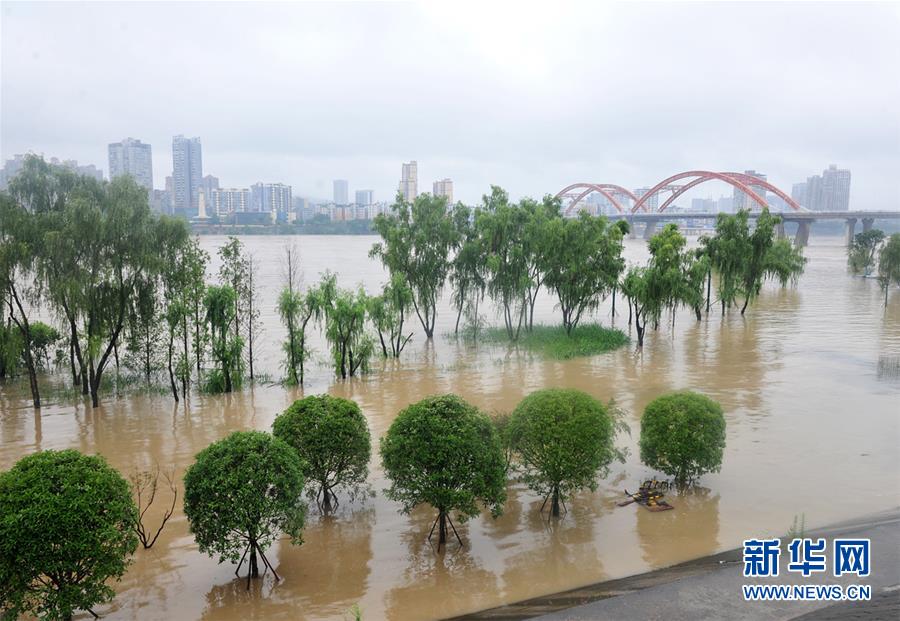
[1,156,899,620]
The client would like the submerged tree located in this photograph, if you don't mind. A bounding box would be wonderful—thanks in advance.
[640,391,726,486]
[449,203,487,337]
[541,211,625,334]
[508,389,625,517]
[319,279,373,379]
[183,431,306,585]
[203,285,243,393]
[273,395,371,512]
[878,233,900,306]
[0,450,138,620]
[368,273,414,358]
[277,244,321,386]
[848,229,885,276]
[381,394,507,547]
[371,193,458,338]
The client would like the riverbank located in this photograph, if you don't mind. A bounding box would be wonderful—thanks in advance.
[451,508,900,620]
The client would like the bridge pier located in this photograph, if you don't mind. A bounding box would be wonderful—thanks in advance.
[862,218,874,233]
[775,221,786,239]
[643,221,657,240]
[794,220,813,247]
[845,218,857,246]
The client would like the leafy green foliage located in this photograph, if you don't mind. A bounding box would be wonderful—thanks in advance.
[203,285,243,393]
[371,193,458,338]
[508,389,626,515]
[541,211,625,334]
[273,395,371,511]
[449,203,487,337]
[847,229,885,276]
[380,395,506,544]
[481,323,628,359]
[639,391,726,485]
[183,431,306,578]
[317,276,373,379]
[277,245,323,386]
[878,233,900,306]
[368,273,414,357]
[0,449,138,620]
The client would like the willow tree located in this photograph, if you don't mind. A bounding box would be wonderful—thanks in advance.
[368,273,414,358]
[204,285,243,393]
[0,193,42,407]
[218,237,260,380]
[449,203,487,336]
[541,211,625,334]
[321,285,372,379]
[848,229,885,276]
[277,246,325,385]
[520,195,561,330]
[878,233,900,306]
[738,210,806,314]
[370,192,459,338]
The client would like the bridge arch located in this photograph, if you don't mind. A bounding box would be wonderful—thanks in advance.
[556,183,646,215]
[631,171,769,214]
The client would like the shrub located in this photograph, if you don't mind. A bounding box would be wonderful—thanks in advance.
[273,394,371,512]
[639,391,726,485]
[0,449,138,620]
[380,394,506,547]
[183,431,306,582]
[509,388,626,516]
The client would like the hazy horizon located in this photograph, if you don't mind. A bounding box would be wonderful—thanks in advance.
[2,1,899,207]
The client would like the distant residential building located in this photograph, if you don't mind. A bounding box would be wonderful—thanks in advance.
[108,138,153,191]
[211,188,251,214]
[717,195,734,213]
[333,179,349,205]
[820,164,851,211]
[202,175,219,206]
[791,182,807,208]
[172,135,203,217]
[634,187,659,211]
[733,170,768,210]
[251,182,292,213]
[149,189,171,214]
[355,189,374,206]
[1,154,103,189]
[690,197,718,212]
[399,161,417,202]
[433,178,453,203]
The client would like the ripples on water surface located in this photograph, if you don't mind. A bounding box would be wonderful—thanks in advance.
[1,235,898,621]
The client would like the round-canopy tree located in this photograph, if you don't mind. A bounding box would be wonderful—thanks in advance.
[639,391,726,486]
[273,394,371,513]
[380,394,507,547]
[0,449,138,621]
[183,431,306,585]
[509,388,625,516]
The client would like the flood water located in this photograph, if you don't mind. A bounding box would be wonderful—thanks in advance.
[1,235,899,621]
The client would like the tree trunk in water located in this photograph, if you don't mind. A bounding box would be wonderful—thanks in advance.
[721,298,726,316]
[551,486,561,517]
[25,352,40,408]
[740,296,750,315]
[322,486,333,513]
[611,287,616,317]
[249,545,259,578]
[69,340,79,387]
[438,511,447,547]
[705,269,712,313]
[454,304,463,335]
[627,299,632,325]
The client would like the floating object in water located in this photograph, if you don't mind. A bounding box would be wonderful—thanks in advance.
[617,479,674,511]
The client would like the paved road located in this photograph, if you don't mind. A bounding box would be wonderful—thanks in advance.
[452,509,899,621]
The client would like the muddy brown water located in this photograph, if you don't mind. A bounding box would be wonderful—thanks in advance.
[1,236,898,621]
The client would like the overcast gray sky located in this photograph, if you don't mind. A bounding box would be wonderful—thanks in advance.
[2,1,899,207]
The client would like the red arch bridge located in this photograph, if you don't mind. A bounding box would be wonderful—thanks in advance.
[555,171,900,247]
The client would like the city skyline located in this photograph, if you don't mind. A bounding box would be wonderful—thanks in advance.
[2,3,898,209]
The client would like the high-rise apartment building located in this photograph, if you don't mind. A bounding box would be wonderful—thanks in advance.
[211,188,251,214]
[433,178,453,203]
[108,138,153,191]
[634,187,659,211]
[202,175,219,206]
[172,135,203,217]
[399,161,417,202]
[733,170,768,210]
[333,179,349,205]
[251,182,292,213]
[791,182,807,208]
[355,189,374,206]
[799,165,851,211]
